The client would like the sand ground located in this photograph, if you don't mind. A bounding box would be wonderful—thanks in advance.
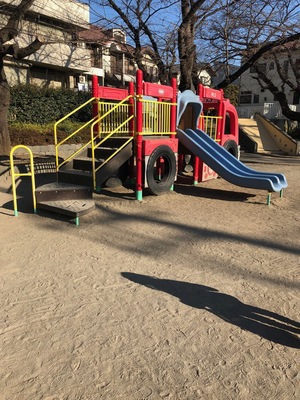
[0,154,299,400]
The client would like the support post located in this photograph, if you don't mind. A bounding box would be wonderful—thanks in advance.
[193,156,199,185]
[128,81,135,185]
[92,75,100,139]
[136,70,143,201]
[267,193,271,206]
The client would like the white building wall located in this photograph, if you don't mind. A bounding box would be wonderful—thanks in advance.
[239,49,300,106]
[1,0,89,28]
[1,0,92,87]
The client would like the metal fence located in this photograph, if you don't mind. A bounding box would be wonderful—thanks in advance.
[237,102,298,119]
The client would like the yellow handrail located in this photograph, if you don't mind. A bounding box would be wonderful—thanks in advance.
[90,95,134,190]
[10,145,36,216]
[54,95,133,172]
[54,97,99,169]
[92,95,134,129]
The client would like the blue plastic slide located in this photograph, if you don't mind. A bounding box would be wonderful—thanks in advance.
[177,128,288,192]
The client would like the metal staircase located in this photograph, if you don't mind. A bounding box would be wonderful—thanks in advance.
[35,137,133,224]
[57,137,133,187]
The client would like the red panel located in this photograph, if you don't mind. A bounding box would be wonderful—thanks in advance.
[201,87,223,101]
[97,86,129,100]
[142,138,178,156]
[198,160,218,182]
[143,82,174,99]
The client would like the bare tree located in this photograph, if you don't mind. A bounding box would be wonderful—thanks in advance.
[90,0,226,90]
[203,0,300,89]
[0,0,45,155]
[89,0,178,84]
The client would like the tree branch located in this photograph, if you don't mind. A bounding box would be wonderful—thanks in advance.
[0,0,35,44]
[5,37,45,59]
[216,32,300,89]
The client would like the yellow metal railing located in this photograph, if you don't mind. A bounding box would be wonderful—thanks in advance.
[54,95,135,173]
[90,95,134,189]
[96,101,133,136]
[200,115,222,141]
[54,96,99,170]
[140,99,176,135]
[10,145,36,216]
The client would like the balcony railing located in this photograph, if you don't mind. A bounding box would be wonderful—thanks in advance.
[237,102,299,119]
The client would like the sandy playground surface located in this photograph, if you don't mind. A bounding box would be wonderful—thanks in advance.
[0,153,299,400]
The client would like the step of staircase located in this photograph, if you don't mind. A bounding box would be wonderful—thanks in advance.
[72,157,102,171]
[35,182,95,225]
[58,168,93,186]
[36,182,93,202]
[37,199,95,220]
[87,147,116,160]
[58,138,133,188]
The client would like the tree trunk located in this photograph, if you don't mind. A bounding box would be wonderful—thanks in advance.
[275,92,300,121]
[255,67,300,122]
[178,23,196,92]
[0,72,11,156]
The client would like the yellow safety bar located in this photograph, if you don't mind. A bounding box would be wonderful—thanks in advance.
[10,145,36,217]
[54,95,134,173]
[96,100,133,136]
[140,99,177,135]
[90,95,134,189]
[54,97,99,170]
[200,115,222,141]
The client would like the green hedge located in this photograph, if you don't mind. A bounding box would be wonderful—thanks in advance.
[9,85,92,124]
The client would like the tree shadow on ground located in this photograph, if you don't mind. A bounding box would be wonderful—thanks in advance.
[1,173,56,214]
[121,272,300,349]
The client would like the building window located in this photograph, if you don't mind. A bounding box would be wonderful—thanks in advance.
[92,47,102,68]
[124,58,135,74]
[269,61,275,71]
[292,91,300,105]
[256,63,267,73]
[253,94,259,104]
[239,91,252,104]
[110,53,123,74]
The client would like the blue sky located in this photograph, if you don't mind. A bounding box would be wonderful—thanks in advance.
[79,0,179,30]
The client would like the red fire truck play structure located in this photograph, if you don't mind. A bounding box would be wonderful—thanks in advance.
[12,69,286,224]
[87,70,240,200]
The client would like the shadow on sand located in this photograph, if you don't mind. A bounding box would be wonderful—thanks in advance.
[121,272,300,349]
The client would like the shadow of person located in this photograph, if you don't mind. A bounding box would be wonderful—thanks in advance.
[121,273,300,349]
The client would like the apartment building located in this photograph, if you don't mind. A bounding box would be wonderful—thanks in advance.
[78,26,159,89]
[239,42,300,108]
[1,0,92,88]
[0,0,159,90]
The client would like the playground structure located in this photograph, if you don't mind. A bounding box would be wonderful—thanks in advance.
[10,70,287,224]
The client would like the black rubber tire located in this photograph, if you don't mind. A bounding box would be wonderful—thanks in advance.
[223,140,239,158]
[146,145,177,195]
